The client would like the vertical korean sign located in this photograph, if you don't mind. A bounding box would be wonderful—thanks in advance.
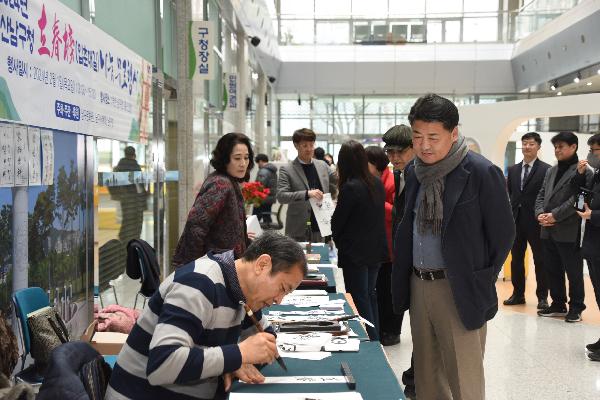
[225,73,238,110]
[189,21,214,81]
[0,0,152,143]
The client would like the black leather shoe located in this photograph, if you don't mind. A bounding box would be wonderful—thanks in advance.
[503,295,525,306]
[588,350,600,361]
[537,299,549,309]
[404,385,417,399]
[380,333,401,346]
[587,339,600,352]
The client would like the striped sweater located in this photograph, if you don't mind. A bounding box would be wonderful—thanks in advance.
[106,251,270,400]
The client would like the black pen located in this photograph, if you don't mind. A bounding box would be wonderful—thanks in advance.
[241,301,288,372]
[334,314,359,322]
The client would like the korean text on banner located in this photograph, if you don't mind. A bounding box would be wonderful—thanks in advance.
[189,21,214,81]
[0,0,152,142]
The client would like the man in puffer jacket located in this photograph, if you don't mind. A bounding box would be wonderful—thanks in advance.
[254,154,278,223]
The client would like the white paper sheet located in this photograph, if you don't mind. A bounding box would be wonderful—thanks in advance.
[309,192,335,236]
[250,376,346,384]
[246,214,263,237]
[277,350,331,360]
[288,289,328,296]
[13,125,28,186]
[280,295,333,307]
[229,392,364,400]
[41,130,54,185]
[0,124,15,187]
[27,127,41,185]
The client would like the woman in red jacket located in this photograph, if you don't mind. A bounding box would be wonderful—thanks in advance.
[366,146,402,346]
[172,133,254,268]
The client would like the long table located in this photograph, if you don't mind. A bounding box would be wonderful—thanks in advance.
[229,293,404,400]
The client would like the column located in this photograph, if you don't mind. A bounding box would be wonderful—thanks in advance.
[255,73,267,153]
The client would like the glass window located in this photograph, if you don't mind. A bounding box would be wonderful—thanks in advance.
[316,21,350,44]
[463,0,499,13]
[352,0,388,18]
[280,20,315,44]
[315,0,351,18]
[463,17,498,42]
[353,22,371,42]
[444,20,461,42]
[313,118,334,134]
[389,0,426,17]
[364,117,380,134]
[280,118,311,136]
[410,24,425,42]
[280,100,311,116]
[391,24,408,42]
[425,0,462,16]
[372,22,389,41]
[280,0,314,18]
[313,97,335,115]
[427,20,442,43]
[364,98,396,114]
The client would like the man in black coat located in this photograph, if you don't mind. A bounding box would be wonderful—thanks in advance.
[572,134,600,358]
[504,132,551,309]
[535,132,591,323]
[391,94,514,399]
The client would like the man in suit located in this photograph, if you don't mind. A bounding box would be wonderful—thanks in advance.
[504,132,551,309]
[277,128,337,242]
[535,131,592,322]
[392,94,514,399]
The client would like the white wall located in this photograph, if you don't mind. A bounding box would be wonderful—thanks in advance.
[458,93,600,167]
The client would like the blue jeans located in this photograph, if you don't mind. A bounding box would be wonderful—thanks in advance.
[341,259,381,340]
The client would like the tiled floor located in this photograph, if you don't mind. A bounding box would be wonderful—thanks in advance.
[384,279,600,400]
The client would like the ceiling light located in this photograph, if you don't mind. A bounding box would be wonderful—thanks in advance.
[597,68,600,75]
[587,82,593,86]
[550,80,558,91]
[574,72,581,83]
[557,91,562,96]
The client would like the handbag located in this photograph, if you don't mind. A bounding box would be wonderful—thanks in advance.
[27,306,70,366]
[79,356,112,400]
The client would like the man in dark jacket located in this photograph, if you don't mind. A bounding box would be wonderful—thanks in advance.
[504,132,551,309]
[392,94,514,399]
[535,132,592,322]
[573,133,600,358]
[254,154,278,223]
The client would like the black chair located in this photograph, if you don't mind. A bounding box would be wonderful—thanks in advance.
[259,203,284,231]
[126,239,160,309]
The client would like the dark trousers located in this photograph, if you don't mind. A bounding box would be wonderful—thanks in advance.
[341,259,380,340]
[376,262,403,336]
[510,212,548,300]
[253,203,272,223]
[544,238,586,312]
[587,257,600,310]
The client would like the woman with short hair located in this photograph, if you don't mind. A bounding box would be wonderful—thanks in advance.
[172,132,254,268]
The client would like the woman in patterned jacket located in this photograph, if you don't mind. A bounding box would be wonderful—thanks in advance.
[172,132,254,268]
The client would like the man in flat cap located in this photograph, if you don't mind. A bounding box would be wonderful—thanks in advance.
[383,124,415,234]
[380,124,415,398]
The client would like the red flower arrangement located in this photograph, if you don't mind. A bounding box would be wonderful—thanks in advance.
[241,181,270,207]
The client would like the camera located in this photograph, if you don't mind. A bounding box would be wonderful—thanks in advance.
[574,187,594,212]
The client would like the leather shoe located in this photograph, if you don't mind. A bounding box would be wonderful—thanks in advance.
[380,333,401,346]
[537,299,549,310]
[503,295,525,306]
[404,385,417,399]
